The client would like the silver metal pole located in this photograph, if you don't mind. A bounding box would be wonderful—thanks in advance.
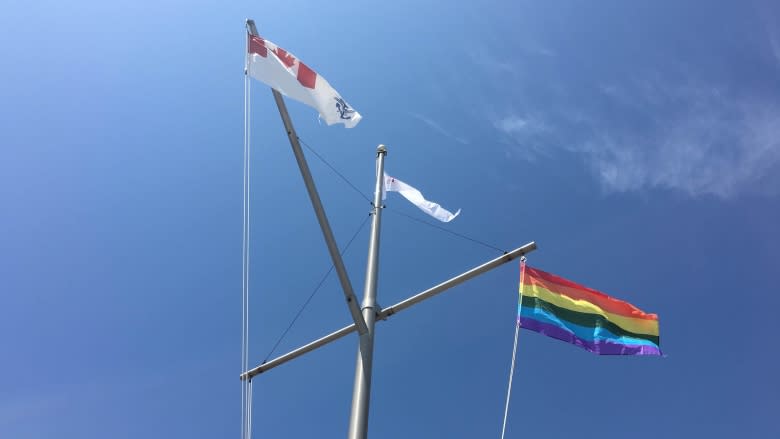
[246,19,258,35]
[246,19,366,335]
[269,79,368,336]
[347,145,387,439]
[378,242,537,319]
[240,242,537,380]
[242,323,358,379]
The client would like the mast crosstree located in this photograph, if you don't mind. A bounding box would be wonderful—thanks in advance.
[243,19,537,439]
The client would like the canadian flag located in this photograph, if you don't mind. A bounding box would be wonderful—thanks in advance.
[247,34,362,128]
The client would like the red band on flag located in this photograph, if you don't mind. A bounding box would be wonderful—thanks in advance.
[245,33,361,127]
[249,35,267,57]
[273,47,296,68]
[297,62,316,89]
[524,267,658,321]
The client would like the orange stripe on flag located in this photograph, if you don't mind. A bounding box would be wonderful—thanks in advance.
[523,267,658,321]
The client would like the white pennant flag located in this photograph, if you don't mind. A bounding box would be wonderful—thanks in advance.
[247,33,362,128]
[383,173,461,222]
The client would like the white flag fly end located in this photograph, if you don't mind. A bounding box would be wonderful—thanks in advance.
[247,34,362,128]
[383,173,461,222]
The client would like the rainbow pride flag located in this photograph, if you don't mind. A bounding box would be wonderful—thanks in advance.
[518,265,661,356]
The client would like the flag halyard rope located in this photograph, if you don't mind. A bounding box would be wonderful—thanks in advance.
[386,208,506,253]
[500,256,526,439]
[297,136,506,254]
[242,29,254,439]
[298,137,372,203]
[262,213,371,362]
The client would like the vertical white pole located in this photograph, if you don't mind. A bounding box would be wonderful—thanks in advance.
[242,20,253,439]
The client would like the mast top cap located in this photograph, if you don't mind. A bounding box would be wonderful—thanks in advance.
[377,144,387,155]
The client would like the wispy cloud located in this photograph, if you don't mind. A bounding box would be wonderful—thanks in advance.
[758,1,780,68]
[588,83,780,197]
[495,116,528,133]
[461,20,780,198]
[409,112,469,145]
[494,79,780,198]
[770,35,780,66]
[493,114,553,161]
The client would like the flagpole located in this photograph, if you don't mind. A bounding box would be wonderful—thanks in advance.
[500,257,527,439]
[245,20,368,336]
[347,145,387,439]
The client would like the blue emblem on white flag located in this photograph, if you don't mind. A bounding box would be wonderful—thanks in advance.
[334,97,356,120]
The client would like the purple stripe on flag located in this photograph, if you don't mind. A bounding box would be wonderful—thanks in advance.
[519,317,662,356]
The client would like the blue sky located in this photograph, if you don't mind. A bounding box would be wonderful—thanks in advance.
[2,0,779,437]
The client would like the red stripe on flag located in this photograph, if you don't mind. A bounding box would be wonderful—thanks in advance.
[297,62,316,89]
[524,266,658,321]
[273,47,296,68]
[249,35,267,57]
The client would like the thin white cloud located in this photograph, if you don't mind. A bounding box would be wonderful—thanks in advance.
[585,84,780,197]
[495,116,528,134]
[495,81,780,198]
[409,112,469,145]
[770,36,780,66]
[758,2,780,68]
[464,28,780,198]
[492,113,554,161]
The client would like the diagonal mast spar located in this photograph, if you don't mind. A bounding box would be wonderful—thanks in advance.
[247,20,369,336]
[240,241,537,380]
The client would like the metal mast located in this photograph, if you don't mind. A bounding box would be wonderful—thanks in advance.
[347,145,387,439]
[242,19,539,439]
[246,20,368,336]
